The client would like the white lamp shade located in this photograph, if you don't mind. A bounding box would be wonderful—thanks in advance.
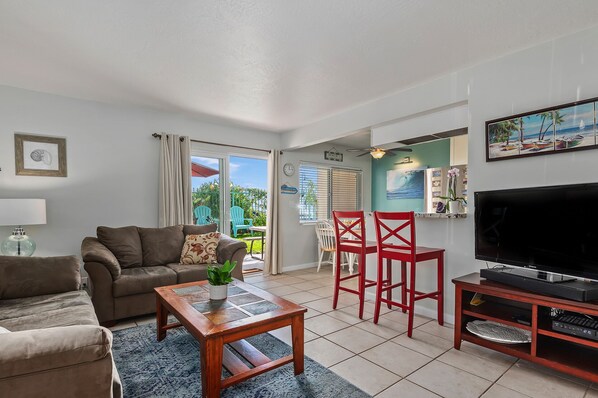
[0,199,47,226]
[370,149,386,159]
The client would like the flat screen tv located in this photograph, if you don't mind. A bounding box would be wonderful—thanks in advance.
[475,183,598,282]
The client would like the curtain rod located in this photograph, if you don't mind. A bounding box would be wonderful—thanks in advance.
[152,133,271,153]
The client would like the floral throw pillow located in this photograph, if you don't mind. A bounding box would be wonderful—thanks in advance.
[180,232,221,264]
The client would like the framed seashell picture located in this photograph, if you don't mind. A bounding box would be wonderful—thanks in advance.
[14,133,67,177]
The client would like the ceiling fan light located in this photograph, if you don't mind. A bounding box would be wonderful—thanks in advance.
[370,148,385,159]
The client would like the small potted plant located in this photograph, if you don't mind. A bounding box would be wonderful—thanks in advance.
[207,260,237,300]
[439,167,467,214]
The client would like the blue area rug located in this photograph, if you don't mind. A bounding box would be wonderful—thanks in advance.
[112,324,370,398]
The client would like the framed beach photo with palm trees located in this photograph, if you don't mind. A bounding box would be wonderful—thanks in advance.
[554,103,595,151]
[519,112,557,155]
[486,97,598,162]
[487,117,521,159]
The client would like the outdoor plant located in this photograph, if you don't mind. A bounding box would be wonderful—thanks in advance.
[439,167,467,211]
[207,260,237,286]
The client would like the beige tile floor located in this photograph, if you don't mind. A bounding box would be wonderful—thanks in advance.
[110,267,598,398]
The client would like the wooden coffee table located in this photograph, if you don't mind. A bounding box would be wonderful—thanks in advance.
[154,279,307,398]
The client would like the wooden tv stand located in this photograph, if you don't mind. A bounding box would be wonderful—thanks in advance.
[453,273,598,383]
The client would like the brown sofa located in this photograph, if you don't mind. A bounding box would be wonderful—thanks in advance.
[82,223,246,325]
[0,255,121,398]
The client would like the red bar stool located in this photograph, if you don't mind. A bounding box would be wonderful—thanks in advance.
[372,211,445,337]
[332,210,377,319]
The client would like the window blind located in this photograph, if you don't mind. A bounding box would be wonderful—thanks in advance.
[299,164,361,223]
[331,168,362,212]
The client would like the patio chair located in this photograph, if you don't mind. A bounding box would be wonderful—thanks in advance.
[230,206,253,237]
[194,205,216,225]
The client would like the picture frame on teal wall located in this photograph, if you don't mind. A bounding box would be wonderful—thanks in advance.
[386,169,424,200]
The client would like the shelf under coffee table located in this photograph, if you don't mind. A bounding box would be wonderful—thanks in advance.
[154,279,307,398]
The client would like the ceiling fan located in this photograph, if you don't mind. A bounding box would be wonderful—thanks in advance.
[346,145,412,159]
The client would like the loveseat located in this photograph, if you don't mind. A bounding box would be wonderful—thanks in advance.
[0,255,121,398]
[82,223,246,325]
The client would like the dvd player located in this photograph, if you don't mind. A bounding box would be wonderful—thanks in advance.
[552,313,598,341]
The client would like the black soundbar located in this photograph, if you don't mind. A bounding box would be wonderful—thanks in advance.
[480,267,598,302]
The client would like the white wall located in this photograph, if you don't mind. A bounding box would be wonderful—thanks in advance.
[281,74,467,149]
[282,25,598,322]
[278,143,371,271]
[0,85,280,258]
[371,102,469,145]
[450,135,468,166]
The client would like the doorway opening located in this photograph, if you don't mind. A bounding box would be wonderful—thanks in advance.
[191,153,268,275]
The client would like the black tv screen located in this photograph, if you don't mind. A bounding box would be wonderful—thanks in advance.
[475,183,598,282]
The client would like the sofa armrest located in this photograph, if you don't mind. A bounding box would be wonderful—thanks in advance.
[216,234,247,281]
[82,237,121,279]
[0,255,81,300]
[84,262,116,324]
[0,325,112,378]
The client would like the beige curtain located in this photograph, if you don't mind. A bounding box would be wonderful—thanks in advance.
[158,134,193,227]
[264,150,282,275]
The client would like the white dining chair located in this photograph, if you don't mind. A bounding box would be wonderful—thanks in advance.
[315,220,351,275]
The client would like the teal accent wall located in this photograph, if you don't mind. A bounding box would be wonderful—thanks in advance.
[372,139,450,212]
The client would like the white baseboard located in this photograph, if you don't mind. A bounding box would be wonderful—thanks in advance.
[365,291,454,326]
[281,262,318,273]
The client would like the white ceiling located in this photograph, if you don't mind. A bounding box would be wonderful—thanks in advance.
[2,1,598,132]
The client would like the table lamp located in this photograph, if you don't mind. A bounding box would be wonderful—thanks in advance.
[0,199,47,256]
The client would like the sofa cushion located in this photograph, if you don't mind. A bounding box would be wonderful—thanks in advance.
[0,325,112,379]
[112,266,177,297]
[166,263,209,284]
[180,232,221,265]
[97,226,142,268]
[0,290,92,321]
[0,255,81,299]
[0,291,98,331]
[138,225,185,266]
[183,223,218,236]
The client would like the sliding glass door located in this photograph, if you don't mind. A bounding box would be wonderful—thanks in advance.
[229,155,268,235]
[191,146,269,273]
[191,151,268,238]
[191,154,229,234]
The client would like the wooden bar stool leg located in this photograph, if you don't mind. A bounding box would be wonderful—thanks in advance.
[373,254,384,324]
[386,258,392,309]
[437,253,444,326]
[358,253,366,319]
[401,261,407,313]
[407,262,416,338]
[333,249,342,309]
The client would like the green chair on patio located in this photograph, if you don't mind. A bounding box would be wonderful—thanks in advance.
[230,206,253,237]
[194,205,216,225]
